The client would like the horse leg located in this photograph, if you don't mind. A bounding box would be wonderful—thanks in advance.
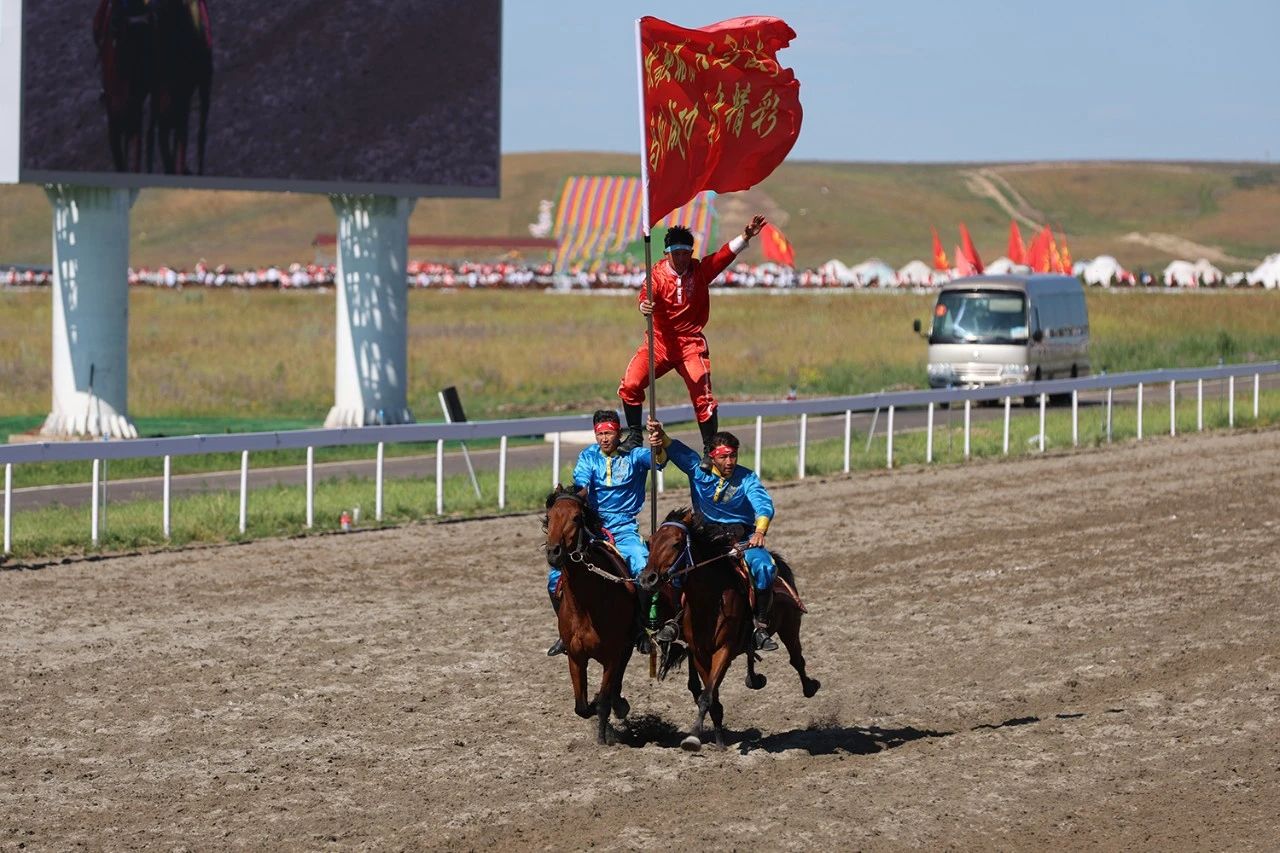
[744,649,767,690]
[107,114,126,172]
[704,646,737,749]
[611,643,633,722]
[197,77,211,176]
[681,652,713,752]
[567,653,594,720]
[779,612,821,698]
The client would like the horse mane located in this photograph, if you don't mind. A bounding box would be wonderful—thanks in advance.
[542,484,604,535]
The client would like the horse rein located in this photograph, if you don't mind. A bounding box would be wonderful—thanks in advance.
[551,493,635,588]
[654,520,747,584]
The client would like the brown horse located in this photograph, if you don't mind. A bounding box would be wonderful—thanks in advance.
[639,507,820,751]
[93,0,153,172]
[543,485,636,744]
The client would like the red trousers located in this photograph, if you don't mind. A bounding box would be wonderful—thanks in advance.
[618,333,717,423]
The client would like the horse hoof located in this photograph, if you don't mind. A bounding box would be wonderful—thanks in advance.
[680,735,702,752]
[612,696,631,720]
[803,678,821,698]
[746,672,767,690]
[576,702,596,720]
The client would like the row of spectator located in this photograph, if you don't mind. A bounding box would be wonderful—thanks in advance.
[1,260,1273,290]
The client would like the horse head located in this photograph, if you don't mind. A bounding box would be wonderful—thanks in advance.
[639,507,698,591]
[543,484,592,567]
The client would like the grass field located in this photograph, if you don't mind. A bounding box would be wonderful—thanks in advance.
[4,289,1279,441]
[2,156,1278,270]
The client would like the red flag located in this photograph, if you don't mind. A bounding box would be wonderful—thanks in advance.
[639,16,802,228]
[955,245,978,276]
[958,222,984,274]
[760,222,795,266]
[1048,232,1064,273]
[1025,226,1052,272]
[930,225,949,271]
[1058,230,1072,273]
[1007,221,1026,266]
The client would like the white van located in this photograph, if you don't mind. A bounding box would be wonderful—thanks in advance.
[914,274,1089,398]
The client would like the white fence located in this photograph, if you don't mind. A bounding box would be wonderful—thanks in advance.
[3,361,1278,554]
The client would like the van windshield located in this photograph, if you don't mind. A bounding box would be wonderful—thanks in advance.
[929,290,1028,344]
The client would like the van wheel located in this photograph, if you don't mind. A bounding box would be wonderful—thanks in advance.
[1024,369,1042,407]
[1049,366,1078,406]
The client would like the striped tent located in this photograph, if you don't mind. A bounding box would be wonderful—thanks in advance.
[553,176,716,271]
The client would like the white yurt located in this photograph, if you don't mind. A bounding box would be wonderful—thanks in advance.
[849,258,898,286]
[819,258,857,285]
[896,259,934,286]
[1162,260,1198,287]
[982,256,1031,275]
[1247,253,1280,289]
[1082,255,1128,286]
[1192,258,1223,285]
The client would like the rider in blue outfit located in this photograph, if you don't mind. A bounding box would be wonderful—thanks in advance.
[648,419,780,651]
[546,409,666,656]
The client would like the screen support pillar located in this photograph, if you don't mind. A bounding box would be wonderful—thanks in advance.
[40,185,139,439]
[325,194,416,428]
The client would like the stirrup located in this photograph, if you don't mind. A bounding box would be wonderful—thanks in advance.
[753,628,778,652]
[654,619,680,644]
[547,637,566,656]
[618,428,643,452]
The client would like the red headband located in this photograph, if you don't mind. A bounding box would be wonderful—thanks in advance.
[709,444,737,459]
[594,421,620,435]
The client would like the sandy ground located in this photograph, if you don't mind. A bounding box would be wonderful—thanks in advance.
[2,428,1279,850]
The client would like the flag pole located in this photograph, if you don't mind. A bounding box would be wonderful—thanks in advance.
[635,18,657,540]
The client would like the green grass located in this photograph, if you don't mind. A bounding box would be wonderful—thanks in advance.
[7,389,1278,562]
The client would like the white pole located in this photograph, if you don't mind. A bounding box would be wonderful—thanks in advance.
[436,439,445,516]
[1106,387,1113,442]
[925,402,934,463]
[552,432,562,488]
[1003,397,1011,455]
[1038,394,1046,452]
[3,464,11,555]
[1229,375,1235,426]
[1137,383,1144,440]
[839,409,849,471]
[657,468,665,494]
[238,450,249,534]
[1169,381,1176,436]
[798,413,807,479]
[963,399,971,459]
[498,435,508,510]
[375,441,384,522]
[91,459,100,545]
[1197,379,1203,431]
[754,416,763,473]
[1254,373,1260,419]
[886,406,894,469]
[1071,390,1079,447]
[306,446,314,529]
[162,455,171,539]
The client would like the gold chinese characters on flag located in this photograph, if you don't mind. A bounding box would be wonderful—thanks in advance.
[639,15,802,228]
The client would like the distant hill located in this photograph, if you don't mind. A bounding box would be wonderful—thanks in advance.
[2,154,1277,272]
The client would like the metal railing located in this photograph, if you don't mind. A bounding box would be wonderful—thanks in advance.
[3,361,1277,554]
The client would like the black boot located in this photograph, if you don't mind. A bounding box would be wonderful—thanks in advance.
[619,403,644,452]
[697,410,719,471]
[547,591,566,656]
[753,587,778,651]
[653,611,681,644]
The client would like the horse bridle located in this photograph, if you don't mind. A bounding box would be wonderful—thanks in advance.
[650,520,747,586]
[550,493,632,587]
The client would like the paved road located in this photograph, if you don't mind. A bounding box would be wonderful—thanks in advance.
[8,375,1271,513]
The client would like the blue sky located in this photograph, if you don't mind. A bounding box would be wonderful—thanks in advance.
[503,1,1278,163]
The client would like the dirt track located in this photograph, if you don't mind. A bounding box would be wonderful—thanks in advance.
[3,429,1279,849]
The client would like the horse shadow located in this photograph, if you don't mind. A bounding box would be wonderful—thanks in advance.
[615,713,953,755]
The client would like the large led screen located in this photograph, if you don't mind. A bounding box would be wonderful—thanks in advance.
[17,0,500,196]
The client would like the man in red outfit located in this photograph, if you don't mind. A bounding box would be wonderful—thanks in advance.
[617,215,767,462]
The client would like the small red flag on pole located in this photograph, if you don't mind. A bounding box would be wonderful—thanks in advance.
[760,222,796,266]
[958,222,984,274]
[1007,220,1026,266]
[930,225,949,271]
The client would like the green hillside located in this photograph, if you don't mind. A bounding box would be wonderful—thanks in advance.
[2,155,1277,271]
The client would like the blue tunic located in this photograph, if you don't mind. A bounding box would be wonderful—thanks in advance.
[547,444,665,594]
[665,438,777,590]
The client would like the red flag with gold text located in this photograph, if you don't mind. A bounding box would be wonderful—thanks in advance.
[760,222,795,266]
[931,225,949,271]
[639,16,802,228]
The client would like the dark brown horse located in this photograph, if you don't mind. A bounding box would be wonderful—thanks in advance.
[93,0,153,172]
[543,485,636,744]
[149,0,212,175]
[640,507,820,751]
